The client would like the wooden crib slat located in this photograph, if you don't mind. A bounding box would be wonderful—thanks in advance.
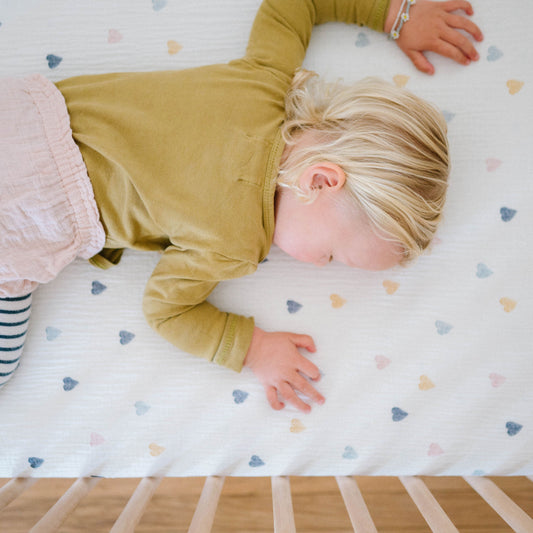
[399,476,459,532]
[0,477,37,511]
[335,476,378,533]
[188,476,225,533]
[272,476,296,533]
[464,476,533,533]
[110,476,162,533]
[29,477,101,533]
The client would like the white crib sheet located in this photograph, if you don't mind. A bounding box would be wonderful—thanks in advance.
[0,0,531,478]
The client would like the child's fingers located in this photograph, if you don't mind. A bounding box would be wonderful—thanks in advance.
[446,13,484,43]
[289,333,316,353]
[441,26,479,61]
[441,0,474,16]
[266,386,285,410]
[292,374,325,405]
[295,352,321,381]
[432,38,471,66]
[278,382,312,413]
[406,49,434,75]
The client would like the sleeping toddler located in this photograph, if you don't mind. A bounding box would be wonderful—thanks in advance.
[0,0,482,412]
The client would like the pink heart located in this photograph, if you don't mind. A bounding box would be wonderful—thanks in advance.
[486,158,502,172]
[375,355,391,370]
[90,432,105,446]
[428,443,444,456]
[108,29,123,44]
[489,373,506,388]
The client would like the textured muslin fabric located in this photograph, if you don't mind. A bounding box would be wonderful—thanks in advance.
[0,0,531,479]
[0,74,105,298]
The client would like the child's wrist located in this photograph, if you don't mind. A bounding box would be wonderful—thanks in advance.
[243,326,266,367]
[384,0,404,34]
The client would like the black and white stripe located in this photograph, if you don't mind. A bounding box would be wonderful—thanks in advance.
[0,293,32,387]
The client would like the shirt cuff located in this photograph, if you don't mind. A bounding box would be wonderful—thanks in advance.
[366,0,391,32]
[213,313,255,372]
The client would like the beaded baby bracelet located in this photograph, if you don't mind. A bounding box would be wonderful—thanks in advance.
[389,0,416,40]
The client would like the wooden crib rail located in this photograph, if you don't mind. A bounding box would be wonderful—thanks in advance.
[1,475,533,532]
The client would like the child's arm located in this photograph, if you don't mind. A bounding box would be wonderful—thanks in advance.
[143,247,257,373]
[245,0,482,79]
[245,0,390,80]
[144,249,324,413]
[384,0,484,75]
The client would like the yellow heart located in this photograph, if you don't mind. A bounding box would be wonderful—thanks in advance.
[499,297,517,312]
[393,75,409,88]
[506,79,524,95]
[330,294,347,308]
[383,280,399,295]
[290,419,306,433]
[419,375,435,391]
[167,40,182,55]
[149,443,165,456]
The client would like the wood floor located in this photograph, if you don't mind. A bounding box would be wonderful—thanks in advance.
[1,476,532,532]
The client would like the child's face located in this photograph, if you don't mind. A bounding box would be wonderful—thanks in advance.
[273,180,403,271]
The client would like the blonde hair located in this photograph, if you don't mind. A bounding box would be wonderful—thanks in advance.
[278,70,449,264]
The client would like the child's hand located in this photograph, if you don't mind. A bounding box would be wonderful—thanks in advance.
[385,0,484,75]
[244,327,325,413]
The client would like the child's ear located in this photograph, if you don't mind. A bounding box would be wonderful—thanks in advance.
[299,162,346,193]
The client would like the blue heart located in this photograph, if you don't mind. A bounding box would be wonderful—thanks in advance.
[63,377,79,391]
[91,281,107,295]
[28,457,44,469]
[46,54,62,69]
[119,330,135,345]
[286,300,302,314]
[355,32,369,47]
[46,326,62,341]
[476,263,493,279]
[249,455,265,468]
[342,446,358,460]
[232,390,249,404]
[487,46,503,62]
[435,320,453,335]
[152,0,167,11]
[392,407,408,422]
[135,401,151,416]
[442,110,455,123]
[506,421,522,436]
[500,207,517,222]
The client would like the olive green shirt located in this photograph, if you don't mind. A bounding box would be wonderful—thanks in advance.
[56,0,389,372]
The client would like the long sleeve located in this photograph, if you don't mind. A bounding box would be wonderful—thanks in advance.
[245,0,390,78]
[142,247,257,372]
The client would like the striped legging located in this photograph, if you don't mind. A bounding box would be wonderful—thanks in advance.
[0,293,32,387]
